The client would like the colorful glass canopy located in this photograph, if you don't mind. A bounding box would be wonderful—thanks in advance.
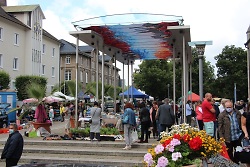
[72,13,185,60]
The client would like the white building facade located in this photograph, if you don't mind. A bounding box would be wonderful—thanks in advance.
[0,3,60,93]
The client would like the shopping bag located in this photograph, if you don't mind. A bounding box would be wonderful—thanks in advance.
[220,143,230,160]
[131,129,138,143]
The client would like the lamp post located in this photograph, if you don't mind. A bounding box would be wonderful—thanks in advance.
[188,41,212,101]
[245,25,250,102]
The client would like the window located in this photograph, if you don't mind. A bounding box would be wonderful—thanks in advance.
[42,44,45,54]
[65,70,71,81]
[80,71,83,82]
[0,54,2,68]
[80,57,83,65]
[52,67,55,77]
[0,27,3,40]
[66,56,71,64]
[14,33,19,45]
[42,65,45,75]
[86,72,88,83]
[52,48,55,57]
[13,58,18,70]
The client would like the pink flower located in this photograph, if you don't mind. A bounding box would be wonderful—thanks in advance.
[155,144,165,154]
[170,138,181,146]
[156,156,168,167]
[144,153,154,166]
[172,152,182,161]
[168,145,175,152]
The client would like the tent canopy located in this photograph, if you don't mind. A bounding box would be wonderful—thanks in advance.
[187,91,200,102]
[119,86,149,98]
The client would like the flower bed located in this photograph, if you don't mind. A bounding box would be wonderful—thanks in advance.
[144,124,225,167]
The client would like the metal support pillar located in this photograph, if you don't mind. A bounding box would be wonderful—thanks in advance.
[75,36,79,128]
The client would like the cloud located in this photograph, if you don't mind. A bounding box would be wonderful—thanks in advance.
[8,0,250,86]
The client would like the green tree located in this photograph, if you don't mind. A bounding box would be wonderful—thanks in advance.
[133,50,215,101]
[133,59,172,100]
[214,45,247,100]
[15,75,47,100]
[0,70,10,89]
[85,82,122,100]
[191,48,216,96]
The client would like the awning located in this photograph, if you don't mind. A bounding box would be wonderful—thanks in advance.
[70,13,191,64]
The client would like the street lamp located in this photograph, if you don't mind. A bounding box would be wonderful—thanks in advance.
[245,25,250,102]
[188,41,212,101]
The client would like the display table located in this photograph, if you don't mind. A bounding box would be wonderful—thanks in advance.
[32,122,51,133]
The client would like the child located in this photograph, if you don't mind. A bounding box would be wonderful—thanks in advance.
[49,106,54,124]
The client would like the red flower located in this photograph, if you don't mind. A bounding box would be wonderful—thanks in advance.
[173,134,181,140]
[162,139,172,148]
[188,136,203,151]
[182,134,190,142]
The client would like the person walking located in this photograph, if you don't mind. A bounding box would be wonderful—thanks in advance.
[63,102,71,135]
[195,100,203,130]
[186,100,192,125]
[90,101,102,142]
[239,101,250,166]
[150,101,158,139]
[138,102,150,143]
[1,123,24,167]
[156,98,175,141]
[59,103,65,122]
[218,101,242,164]
[49,106,54,124]
[202,93,216,137]
[122,102,136,150]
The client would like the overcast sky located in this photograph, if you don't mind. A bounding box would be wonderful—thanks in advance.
[7,0,250,85]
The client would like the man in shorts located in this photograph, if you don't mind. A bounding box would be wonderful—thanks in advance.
[202,93,216,137]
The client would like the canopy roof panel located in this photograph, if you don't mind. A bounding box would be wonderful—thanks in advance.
[70,13,191,64]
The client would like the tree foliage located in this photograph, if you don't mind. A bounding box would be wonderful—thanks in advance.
[133,49,215,101]
[214,45,247,100]
[85,82,122,101]
[0,70,10,89]
[15,75,47,100]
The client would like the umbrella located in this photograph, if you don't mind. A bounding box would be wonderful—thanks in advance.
[53,91,75,101]
[43,96,64,103]
[187,91,200,102]
[23,98,38,104]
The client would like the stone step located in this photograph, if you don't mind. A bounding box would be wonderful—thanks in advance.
[18,153,143,167]
[0,145,146,157]
[0,139,154,149]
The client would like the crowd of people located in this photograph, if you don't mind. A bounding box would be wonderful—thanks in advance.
[121,93,250,166]
[2,93,250,166]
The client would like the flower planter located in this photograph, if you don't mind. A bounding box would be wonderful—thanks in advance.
[32,122,51,133]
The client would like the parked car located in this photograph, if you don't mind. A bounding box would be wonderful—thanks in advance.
[104,102,114,112]
[0,103,11,128]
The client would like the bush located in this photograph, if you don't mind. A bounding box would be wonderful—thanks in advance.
[0,70,10,89]
[15,75,47,100]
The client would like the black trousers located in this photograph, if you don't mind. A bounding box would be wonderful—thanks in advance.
[140,121,150,141]
[90,132,100,141]
[197,120,204,130]
[225,139,242,164]
[6,158,19,167]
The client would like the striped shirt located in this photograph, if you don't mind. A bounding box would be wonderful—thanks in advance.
[228,111,242,141]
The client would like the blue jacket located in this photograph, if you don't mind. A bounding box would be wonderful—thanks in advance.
[1,131,23,160]
[123,108,136,126]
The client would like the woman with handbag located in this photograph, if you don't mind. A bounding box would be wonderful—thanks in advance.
[90,101,101,142]
[138,102,150,143]
[122,102,136,150]
[240,102,250,167]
